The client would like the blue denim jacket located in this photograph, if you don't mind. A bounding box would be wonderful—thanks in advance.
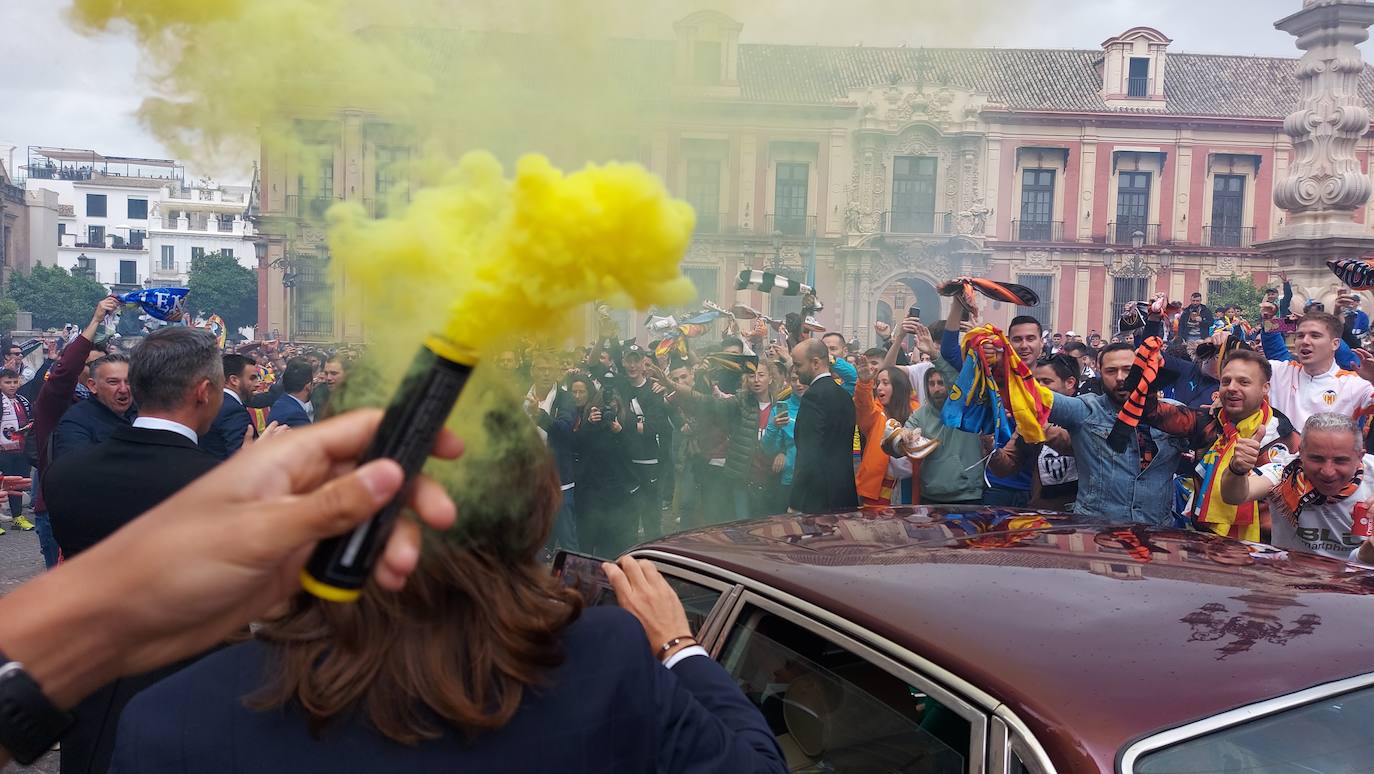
[1048,392,1187,525]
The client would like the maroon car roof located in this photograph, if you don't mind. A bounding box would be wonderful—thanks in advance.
[639,508,1374,772]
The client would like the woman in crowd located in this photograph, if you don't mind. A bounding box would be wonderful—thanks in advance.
[110,401,785,773]
[566,373,633,556]
[854,357,916,506]
[762,367,801,510]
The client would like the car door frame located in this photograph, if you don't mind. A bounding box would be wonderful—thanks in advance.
[639,549,1058,774]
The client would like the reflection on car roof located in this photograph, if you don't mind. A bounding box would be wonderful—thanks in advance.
[643,507,1374,771]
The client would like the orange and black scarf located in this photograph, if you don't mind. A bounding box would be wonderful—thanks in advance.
[1272,459,1364,523]
[1107,335,1164,454]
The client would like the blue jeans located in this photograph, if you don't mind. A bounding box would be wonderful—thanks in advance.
[549,488,578,553]
[982,484,1031,508]
[31,470,58,568]
[34,513,58,568]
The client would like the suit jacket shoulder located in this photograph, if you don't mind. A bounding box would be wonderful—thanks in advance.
[114,607,785,774]
[268,395,310,427]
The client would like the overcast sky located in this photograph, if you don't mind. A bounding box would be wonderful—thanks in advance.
[0,0,1348,183]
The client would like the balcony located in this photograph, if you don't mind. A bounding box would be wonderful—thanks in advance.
[880,211,953,235]
[764,214,817,238]
[1201,225,1255,249]
[1127,76,1151,98]
[283,195,343,219]
[1105,222,1168,246]
[159,215,247,235]
[1008,220,1065,242]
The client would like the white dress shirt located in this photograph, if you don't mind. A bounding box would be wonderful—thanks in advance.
[132,416,199,444]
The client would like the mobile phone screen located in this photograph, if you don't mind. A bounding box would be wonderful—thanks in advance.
[551,550,617,607]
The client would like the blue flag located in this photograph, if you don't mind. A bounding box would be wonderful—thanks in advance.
[121,287,189,322]
[940,352,1014,446]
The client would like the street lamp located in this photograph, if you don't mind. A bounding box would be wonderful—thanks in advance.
[768,230,784,269]
[1103,231,1169,279]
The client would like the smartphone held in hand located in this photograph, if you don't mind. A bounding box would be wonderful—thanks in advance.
[552,550,617,606]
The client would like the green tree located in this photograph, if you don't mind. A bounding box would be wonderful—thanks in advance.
[187,252,258,334]
[1208,275,1266,324]
[0,298,18,333]
[7,265,109,331]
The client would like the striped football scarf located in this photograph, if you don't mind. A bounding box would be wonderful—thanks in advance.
[1273,459,1364,523]
[1328,257,1374,290]
[735,270,814,297]
[1193,402,1271,542]
[1107,335,1164,453]
[937,278,1042,307]
[941,325,1054,444]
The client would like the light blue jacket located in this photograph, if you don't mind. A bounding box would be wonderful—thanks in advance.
[1047,392,1188,526]
[761,393,799,486]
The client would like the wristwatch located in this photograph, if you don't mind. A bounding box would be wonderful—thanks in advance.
[0,655,74,765]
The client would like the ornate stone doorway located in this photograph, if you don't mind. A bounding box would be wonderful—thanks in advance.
[874,275,942,327]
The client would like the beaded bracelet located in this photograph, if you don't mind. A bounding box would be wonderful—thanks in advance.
[657,636,697,660]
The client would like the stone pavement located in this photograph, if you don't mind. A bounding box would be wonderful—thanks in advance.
[0,528,60,774]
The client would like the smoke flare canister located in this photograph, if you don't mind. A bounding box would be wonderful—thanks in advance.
[300,337,477,602]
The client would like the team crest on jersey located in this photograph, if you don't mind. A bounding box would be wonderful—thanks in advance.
[1322,389,1338,406]
[1265,444,1290,463]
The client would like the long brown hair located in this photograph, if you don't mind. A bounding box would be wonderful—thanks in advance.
[252,407,582,745]
[882,365,914,425]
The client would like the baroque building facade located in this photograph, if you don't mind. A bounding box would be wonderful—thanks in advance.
[255,13,1374,343]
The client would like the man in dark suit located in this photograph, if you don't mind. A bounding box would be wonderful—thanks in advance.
[44,326,226,774]
[788,338,859,513]
[202,353,261,460]
[267,358,314,428]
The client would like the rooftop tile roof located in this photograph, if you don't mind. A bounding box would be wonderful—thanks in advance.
[733,43,1374,118]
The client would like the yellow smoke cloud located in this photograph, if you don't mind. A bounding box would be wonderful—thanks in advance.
[326,151,695,356]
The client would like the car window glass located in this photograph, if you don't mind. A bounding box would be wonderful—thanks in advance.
[1135,685,1374,774]
[720,606,968,773]
[663,576,722,636]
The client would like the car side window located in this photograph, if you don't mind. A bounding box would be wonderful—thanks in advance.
[663,575,723,636]
[720,605,969,772]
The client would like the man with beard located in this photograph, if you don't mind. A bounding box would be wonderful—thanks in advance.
[938,301,1046,507]
[787,339,858,512]
[1044,342,1190,525]
[1223,412,1374,563]
[1126,348,1297,540]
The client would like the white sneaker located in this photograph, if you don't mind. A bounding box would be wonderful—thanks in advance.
[0,513,12,524]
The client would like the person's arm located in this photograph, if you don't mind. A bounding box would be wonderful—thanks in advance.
[604,558,786,774]
[1046,392,1091,431]
[852,372,880,432]
[1279,276,1293,318]
[1219,467,1277,506]
[1261,325,1293,362]
[761,402,794,455]
[988,433,1036,478]
[1138,400,1210,449]
[941,300,965,370]
[829,357,857,396]
[1336,339,1360,371]
[1219,425,1275,505]
[50,416,97,462]
[0,410,462,766]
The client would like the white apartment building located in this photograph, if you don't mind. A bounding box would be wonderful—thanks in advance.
[20,147,256,290]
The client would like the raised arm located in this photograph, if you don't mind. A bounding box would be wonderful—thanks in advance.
[1219,425,1277,505]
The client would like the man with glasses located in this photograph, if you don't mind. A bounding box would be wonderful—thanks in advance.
[4,343,35,386]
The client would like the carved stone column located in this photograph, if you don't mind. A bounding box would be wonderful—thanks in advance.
[1272,1,1374,235]
[1259,1,1374,294]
